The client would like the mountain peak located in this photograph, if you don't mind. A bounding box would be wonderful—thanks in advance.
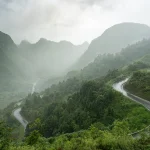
[39,38,48,42]
[20,40,31,46]
[101,22,150,38]
[0,31,16,49]
[59,40,74,47]
[81,41,89,47]
[74,22,150,70]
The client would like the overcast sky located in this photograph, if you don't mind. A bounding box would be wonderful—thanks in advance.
[0,0,150,44]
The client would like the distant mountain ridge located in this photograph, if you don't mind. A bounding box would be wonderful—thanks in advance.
[0,31,28,92]
[19,38,89,78]
[0,31,89,93]
[74,23,150,69]
[0,31,16,50]
[1,22,150,93]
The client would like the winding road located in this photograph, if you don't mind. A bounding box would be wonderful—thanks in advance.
[13,78,150,135]
[113,78,150,137]
[13,81,39,129]
[113,78,150,111]
[13,107,28,128]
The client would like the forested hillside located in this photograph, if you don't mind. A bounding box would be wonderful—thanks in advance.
[0,31,27,92]
[74,23,150,69]
[24,74,150,138]
[80,38,150,79]
[0,32,32,108]
[17,36,150,144]
[2,69,150,150]
[125,71,150,100]
[139,54,150,65]
[0,31,88,109]
[2,23,150,150]
[2,119,150,150]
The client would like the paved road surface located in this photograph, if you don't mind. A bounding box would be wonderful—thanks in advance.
[113,78,150,110]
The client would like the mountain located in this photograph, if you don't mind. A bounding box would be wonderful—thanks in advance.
[0,31,16,49]
[138,54,150,65]
[19,39,89,78]
[0,31,89,90]
[0,31,19,75]
[3,23,150,149]
[80,38,150,80]
[74,23,150,69]
[0,31,25,92]
[0,31,88,108]
[20,38,150,142]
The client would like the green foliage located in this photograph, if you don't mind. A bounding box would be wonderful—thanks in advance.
[81,54,127,80]
[125,71,150,100]
[24,75,150,138]
[75,23,150,70]
[127,61,150,72]
[21,77,82,122]
[79,38,150,80]
[0,121,12,150]
[3,121,150,150]
[25,122,143,150]
[112,120,130,136]
[139,54,150,65]
[25,130,41,145]
[3,34,150,149]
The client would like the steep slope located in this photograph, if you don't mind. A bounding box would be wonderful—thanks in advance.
[0,31,88,108]
[19,39,89,78]
[0,31,35,109]
[74,23,150,69]
[80,38,150,79]
[21,38,150,138]
[0,31,88,93]
[0,31,24,92]
[125,71,150,100]
[139,54,150,65]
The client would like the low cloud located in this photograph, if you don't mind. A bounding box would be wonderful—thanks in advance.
[0,0,149,44]
[63,0,102,5]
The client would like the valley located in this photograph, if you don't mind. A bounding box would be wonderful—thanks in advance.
[1,22,150,149]
[13,80,38,130]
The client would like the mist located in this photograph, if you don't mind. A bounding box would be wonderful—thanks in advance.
[0,0,150,45]
[0,0,150,93]
[2,1,150,149]
[18,39,89,80]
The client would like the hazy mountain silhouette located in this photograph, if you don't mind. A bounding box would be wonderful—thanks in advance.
[19,38,89,78]
[0,31,89,92]
[0,31,28,92]
[74,23,150,69]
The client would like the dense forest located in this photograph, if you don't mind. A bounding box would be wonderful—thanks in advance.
[74,23,150,69]
[80,38,150,80]
[2,70,150,149]
[2,23,150,150]
[125,71,150,100]
[2,119,150,150]
[25,75,150,138]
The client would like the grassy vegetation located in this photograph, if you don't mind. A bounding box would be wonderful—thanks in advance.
[125,71,150,101]
[2,120,150,150]
[21,71,150,138]
[12,125,25,142]
[2,38,150,149]
[139,54,150,65]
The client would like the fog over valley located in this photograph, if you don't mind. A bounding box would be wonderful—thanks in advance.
[2,1,150,149]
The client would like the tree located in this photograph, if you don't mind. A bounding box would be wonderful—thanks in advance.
[26,130,41,145]
[0,121,12,150]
